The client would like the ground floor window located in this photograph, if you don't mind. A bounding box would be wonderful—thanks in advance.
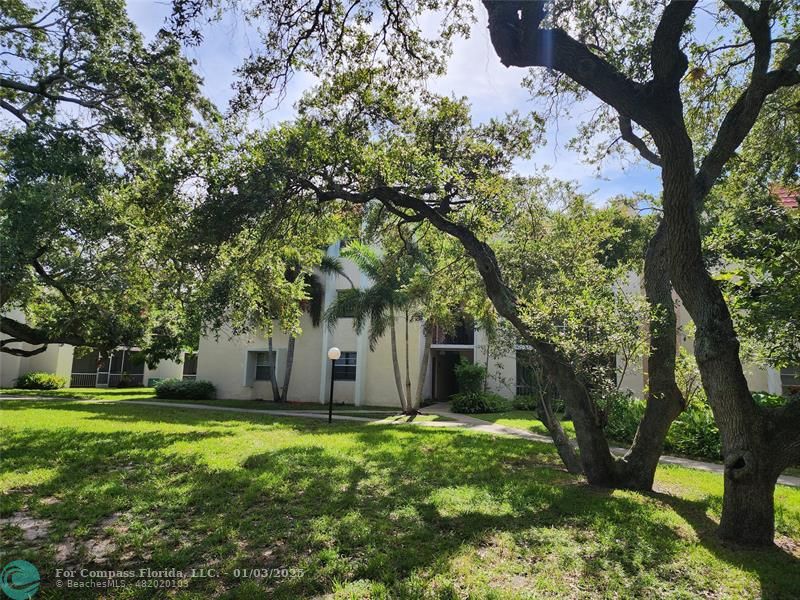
[333,352,357,381]
[254,351,275,381]
[182,353,198,380]
[781,366,800,397]
[516,350,535,396]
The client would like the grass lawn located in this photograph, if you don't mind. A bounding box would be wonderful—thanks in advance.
[1,399,799,599]
[1,388,404,413]
[0,387,159,401]
[0,388,454,424]
[473,410,577,437]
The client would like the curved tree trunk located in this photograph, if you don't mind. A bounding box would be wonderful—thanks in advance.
[614,221,686,489]
[403,199,620,484]
[534,344,618,485]
[267,335,281,402]
[525,353,583,473]
[655,132,797,545]
[414,322,432,409]
[280,335,296,403]
[472,0,800,543]
[536,375,583,474]
[389,306,408,412]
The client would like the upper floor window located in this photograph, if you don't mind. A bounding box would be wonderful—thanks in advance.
[333,352,357,381]
[336,290,357,319]
[431,319,474,345]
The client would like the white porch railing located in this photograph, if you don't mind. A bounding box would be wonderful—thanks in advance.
[70,372,144,387]
[70,373,97,387]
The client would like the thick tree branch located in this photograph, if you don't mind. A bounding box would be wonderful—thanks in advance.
[696,36,800,198]
[0,343,49,357]
[618,115,662,166]
[650,0,696,87]
[31,259,76,307]
[482,1,653,128]
[0,316,86,352]
[0,75,104,111]
[0,98,30,124]
[723,0,772,77]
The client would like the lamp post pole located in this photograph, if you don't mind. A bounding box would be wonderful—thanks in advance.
[328,358,335,423]
[327,347,341,424]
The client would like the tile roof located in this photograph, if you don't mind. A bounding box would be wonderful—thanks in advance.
[771,186,799,209]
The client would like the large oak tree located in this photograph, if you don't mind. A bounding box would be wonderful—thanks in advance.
[172,0,800,546]
[1,0,213,361]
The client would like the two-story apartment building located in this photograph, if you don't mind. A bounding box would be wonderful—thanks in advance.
[3,242,796,404]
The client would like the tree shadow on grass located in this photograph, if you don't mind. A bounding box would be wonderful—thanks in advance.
[2,400,799,598]
[648,489,800,598]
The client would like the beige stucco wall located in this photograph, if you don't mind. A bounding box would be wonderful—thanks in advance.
[195,242,428,407]
[0,308,73,386]
[196,307,428,407]
[361,318,424,406]
[197,313,324,402]
[144,358,186,384]
[0,351,23,387]
[27,345,73,381]
[475,331,516,397]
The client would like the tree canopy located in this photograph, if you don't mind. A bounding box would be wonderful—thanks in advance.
[0,0,215,361]
[168,0,800,546]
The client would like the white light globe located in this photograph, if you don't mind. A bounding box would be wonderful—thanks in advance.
[327,347,341,360]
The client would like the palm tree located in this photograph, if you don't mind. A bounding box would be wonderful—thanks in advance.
[325,242,427,414]
[277,254,349,402]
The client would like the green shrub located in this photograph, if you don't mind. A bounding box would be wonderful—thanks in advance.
[513,395,537,410]
[602,390,723,461]
[602,391,645,442]
[15,371,67,390]
[451,391,510,414]
[752,391,789,407]
[666,401,721,459]
[154,378,216,400]
[453,359,486,394]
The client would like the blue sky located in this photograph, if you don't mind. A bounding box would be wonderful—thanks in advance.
[126,0,662,205]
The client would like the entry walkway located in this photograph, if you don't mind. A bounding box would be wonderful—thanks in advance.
[3,395,798,487]
[423,402,800,488]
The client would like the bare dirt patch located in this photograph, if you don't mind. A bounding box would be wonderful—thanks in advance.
[0,511,51,541]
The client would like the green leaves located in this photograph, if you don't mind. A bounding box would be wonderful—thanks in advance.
[702,85,800,367]
[494,184,651,387]
[1,0,214,137]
